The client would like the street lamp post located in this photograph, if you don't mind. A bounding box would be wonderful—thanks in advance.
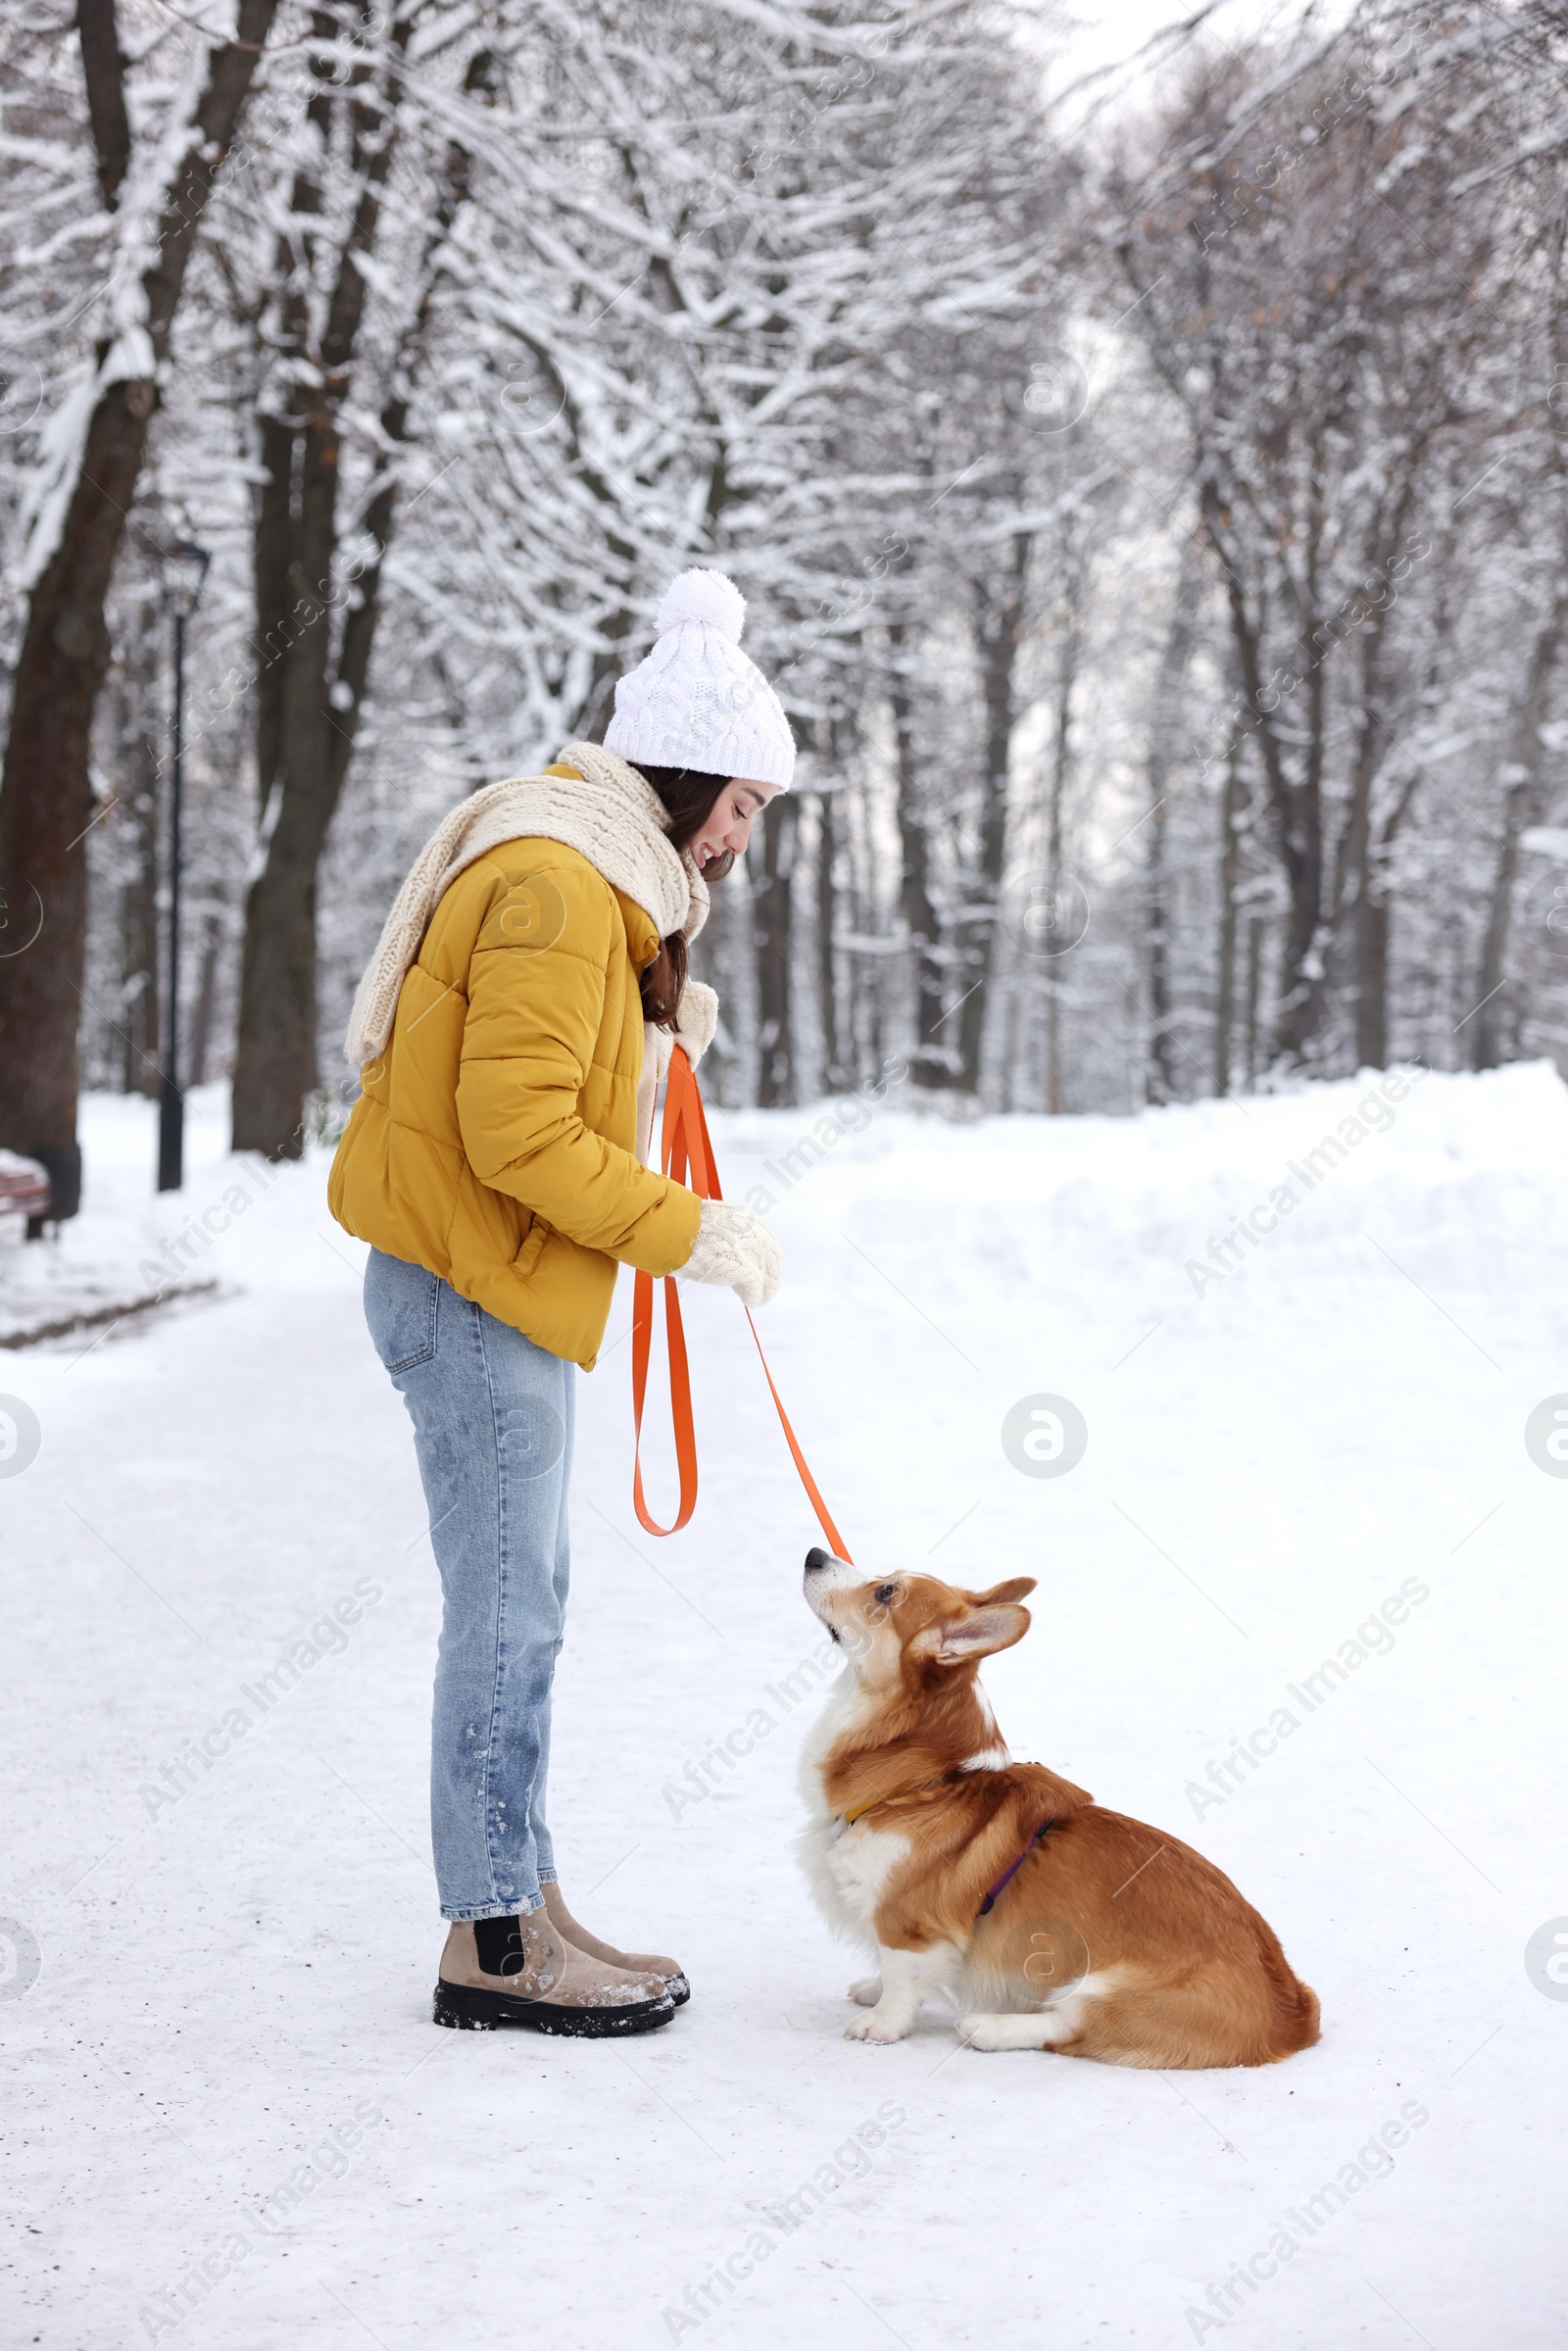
[158,538,211,1194]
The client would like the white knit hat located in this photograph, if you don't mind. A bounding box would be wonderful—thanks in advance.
[603,568,796,789]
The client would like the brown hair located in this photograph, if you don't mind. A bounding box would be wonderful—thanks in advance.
[630,762,736,1025]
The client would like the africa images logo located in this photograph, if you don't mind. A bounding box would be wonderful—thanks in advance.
[1002,1394,1089,1478]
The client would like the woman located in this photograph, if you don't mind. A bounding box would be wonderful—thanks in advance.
[329,569,790,2036]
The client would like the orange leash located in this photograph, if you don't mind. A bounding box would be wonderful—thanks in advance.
[630,1046,853,1561]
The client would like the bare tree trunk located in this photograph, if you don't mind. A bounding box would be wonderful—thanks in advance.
[0,0,280,1200]
[1325,479,1428,1070]
[1214,741,1243,1097]
[1473,580,1568,1069]
[1044,604,1078,1116]
[1357,888,1391,1068]
[233,400,345,1149]
[78,0,132,210]
[1144,554,1201,1102]
[1000,971,1019,1112]
[1147,784,1174,1102]
[111,630,163,1097]
[188,913,221,1087]
[754,792,797,1105]
[1200,482,1324,1070]
[1339,638,1389,1068]
[889,624,951,1090]
[1361,759,1428,1069]
[843,774,877,1091]
[960,533,1030,1093]
[1244,915,1265,1083]
[1474,790,1528,1070]
[815,789,845,1093]
[1282,476,1330,1064]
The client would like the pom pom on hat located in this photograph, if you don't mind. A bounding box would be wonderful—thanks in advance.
[657,568,746,643]
[603,564,796,789]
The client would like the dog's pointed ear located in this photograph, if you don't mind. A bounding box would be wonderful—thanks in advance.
[930,1600,1031,1665]
[977,1576,1036,1606]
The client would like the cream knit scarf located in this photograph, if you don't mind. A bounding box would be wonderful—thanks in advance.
[343,741,710,1066]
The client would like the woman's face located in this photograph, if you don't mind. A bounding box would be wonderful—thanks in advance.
[691,777,780,871]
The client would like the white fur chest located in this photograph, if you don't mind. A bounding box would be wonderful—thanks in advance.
[798,1808,910,1946]
[829,1822,908,1924]
[796,1664,909,1944]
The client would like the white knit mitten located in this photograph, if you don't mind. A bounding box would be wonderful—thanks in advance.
[636,983,722,1166]
[673,980,718,1066]
[676,1199,782,1309]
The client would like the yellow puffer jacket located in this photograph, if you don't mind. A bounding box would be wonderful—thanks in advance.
[327,835,702,1370]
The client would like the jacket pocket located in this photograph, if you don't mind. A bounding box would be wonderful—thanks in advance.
[513,1215,550,1283]
[364,1249,441,1373]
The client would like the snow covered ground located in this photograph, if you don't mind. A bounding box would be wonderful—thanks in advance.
[3,1066,1566,2348]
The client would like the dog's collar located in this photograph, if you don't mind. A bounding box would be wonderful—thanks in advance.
[839,1778,950,1827]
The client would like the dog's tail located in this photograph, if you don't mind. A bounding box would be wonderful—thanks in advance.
[1286,1977,1322,2051]
[1258,1930,1321,2054]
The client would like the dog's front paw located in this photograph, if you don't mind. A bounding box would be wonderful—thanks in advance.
[848,1976,883,2007]
[845,2009,910,2043]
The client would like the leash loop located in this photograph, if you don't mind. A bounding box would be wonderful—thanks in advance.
[630,1046,852,1560]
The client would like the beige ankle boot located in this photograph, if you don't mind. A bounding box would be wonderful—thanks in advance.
[543,1881,690,2005]
[434,1911,675,2035]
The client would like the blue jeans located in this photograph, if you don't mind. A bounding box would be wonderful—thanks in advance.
[363,1249,575,1921]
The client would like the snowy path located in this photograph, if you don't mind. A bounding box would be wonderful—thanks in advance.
[4,1070,1566,2348]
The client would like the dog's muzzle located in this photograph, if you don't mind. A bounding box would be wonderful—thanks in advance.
[804,1547,860,1637]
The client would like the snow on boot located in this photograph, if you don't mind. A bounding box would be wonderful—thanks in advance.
[542,1881,691,2006]
[433,1912,675,2036]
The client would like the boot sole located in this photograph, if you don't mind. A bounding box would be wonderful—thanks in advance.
[433,1980,675,2036]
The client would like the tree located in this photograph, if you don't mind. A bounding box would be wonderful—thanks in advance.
[0,0,280,1205]
[228,7,496,1154]
[1109,9,1498,1070]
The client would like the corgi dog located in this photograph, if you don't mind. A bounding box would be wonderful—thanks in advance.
[798,1549,1320,2068]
